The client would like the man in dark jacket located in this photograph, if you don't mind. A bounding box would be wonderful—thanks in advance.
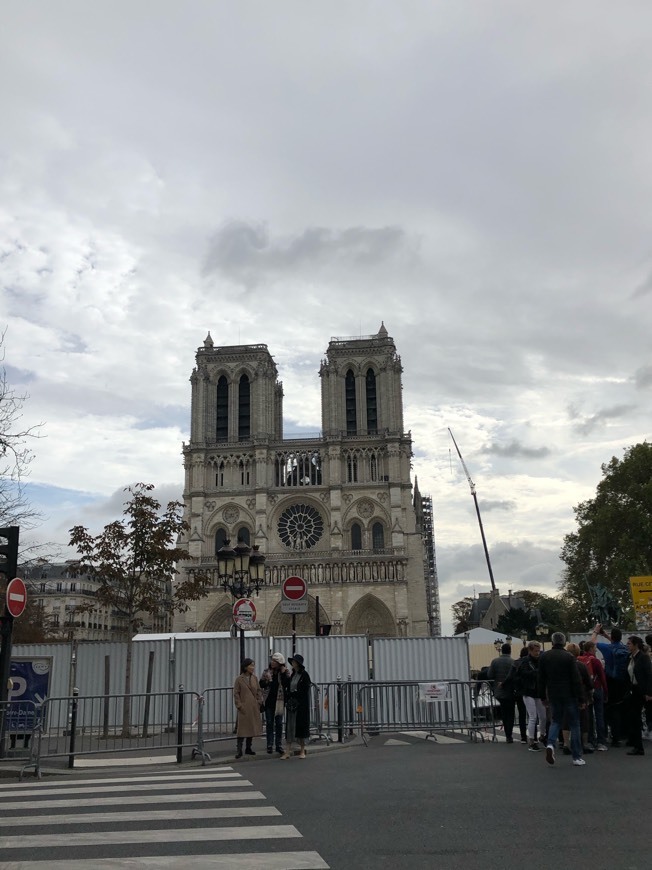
[488,644,516,743]
[538,631,585,766]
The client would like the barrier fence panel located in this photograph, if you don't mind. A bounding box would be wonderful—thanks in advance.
[269,636,370,683]
[355,680,489,744]
[371,637,471,682]
[176,636,271,694]
[38,689,199,765]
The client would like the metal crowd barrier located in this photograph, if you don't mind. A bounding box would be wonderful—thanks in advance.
[5,679,496,773]
[0,699,44,779]
[36,686,201,768]
[355,679,495,745]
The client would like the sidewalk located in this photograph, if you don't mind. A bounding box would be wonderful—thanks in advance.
[0,734,360,780]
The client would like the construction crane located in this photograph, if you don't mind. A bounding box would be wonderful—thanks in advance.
[448,428,497,592]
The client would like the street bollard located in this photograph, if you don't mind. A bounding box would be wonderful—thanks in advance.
[68,688,79,769]
[176,684,185,764]
[336,676,343,743]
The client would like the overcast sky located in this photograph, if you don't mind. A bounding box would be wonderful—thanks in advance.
[2,2,651,633]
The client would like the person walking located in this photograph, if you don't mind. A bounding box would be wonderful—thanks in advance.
[233,658,262,759]
[513,641,546,751]
[538,631,585,767]
[579,640,608,750]
[623,635,652,756]
[564,643,594,755]
[488,643,516,743]
[259,652,290,755]
[591,623,629,746]
[281,654,312,760]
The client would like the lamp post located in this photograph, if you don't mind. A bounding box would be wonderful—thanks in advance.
[216,538,266,665]
[535,622,549,651]
[520,630,529,648]
[494,639,503,654]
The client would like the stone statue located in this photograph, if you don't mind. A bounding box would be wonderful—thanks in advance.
[588,583,622,627]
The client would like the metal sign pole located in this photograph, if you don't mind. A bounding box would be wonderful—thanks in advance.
[292,613,296,655]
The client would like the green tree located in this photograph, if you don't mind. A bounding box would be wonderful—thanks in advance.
[451,597,474,634]
[559,442,652,630]
[69,483,210,735]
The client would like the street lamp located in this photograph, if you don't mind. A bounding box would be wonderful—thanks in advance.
[520,630,529,647]
[494,639,503,654]
[216,537,266,664]
[535,622,549,650]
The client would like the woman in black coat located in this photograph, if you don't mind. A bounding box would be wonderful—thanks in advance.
[624,635,652,756]
[280,654,312,759]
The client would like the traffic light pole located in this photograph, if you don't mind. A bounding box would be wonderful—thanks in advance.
[0,525,19,758]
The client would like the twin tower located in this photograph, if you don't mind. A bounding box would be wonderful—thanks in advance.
[178,323,435,637]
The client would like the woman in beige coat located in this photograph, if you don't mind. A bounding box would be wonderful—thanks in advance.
[233,658,262,758]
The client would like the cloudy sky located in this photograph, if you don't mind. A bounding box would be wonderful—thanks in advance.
[2,2,651,633]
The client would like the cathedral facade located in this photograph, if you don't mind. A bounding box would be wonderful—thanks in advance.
[176,323,432,637]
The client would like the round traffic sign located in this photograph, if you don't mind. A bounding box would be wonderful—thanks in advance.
[6,577,27,618]
[282,576,307,601]
[233,597,256,628]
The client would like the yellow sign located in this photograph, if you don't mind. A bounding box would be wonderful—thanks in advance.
[629,576,652,632]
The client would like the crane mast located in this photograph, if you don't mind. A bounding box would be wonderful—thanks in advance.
[448,428,497,593]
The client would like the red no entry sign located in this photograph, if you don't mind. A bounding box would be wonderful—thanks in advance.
[6,577,27,618]
[282,576,307,601]
[233,597,257,628]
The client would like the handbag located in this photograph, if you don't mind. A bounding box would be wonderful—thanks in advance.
[286,695,298,713]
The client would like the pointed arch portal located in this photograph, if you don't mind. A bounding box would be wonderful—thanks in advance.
[345,594,397,637]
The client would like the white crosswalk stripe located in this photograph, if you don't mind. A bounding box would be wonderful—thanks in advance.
[0,766,329,869]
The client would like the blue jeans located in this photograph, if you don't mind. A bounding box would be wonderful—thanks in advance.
[265,707,283,750]
[548,698,582,760]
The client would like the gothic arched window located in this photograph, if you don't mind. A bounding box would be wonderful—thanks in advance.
[345,369,357,435]
[365,368,377,434]
[216,376,228,441]
[372,522,385,551]
[214,528,228,553]
[351,522,362,551]
[238,374,250,440]
[235,526,250,545]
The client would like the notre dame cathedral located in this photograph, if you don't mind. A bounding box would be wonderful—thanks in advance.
[176,323,440,637]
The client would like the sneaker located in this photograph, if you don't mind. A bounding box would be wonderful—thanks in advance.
[572,758,586,766]
[520,738,528,744]
[596,744,608,751]
[266,747,273,754]
[545,745,555,766]
[528,742,541,752]
[506,736,514,744]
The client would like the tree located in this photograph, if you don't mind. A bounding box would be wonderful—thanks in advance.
[451,597,474,634]
[559,442,652,630]
[69,483,211,735]
[0,329,44,531]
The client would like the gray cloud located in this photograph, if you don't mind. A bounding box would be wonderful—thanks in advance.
[569,403,637,435]
[482,440,551,459]
[201,221,411,285]
[479,499,516,512]
[634,365,652,389]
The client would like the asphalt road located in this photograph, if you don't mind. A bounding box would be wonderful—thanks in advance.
[1,735,648,869]
[247,734,651,870]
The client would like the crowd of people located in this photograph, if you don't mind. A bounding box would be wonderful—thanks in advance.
[232,651,312,760]
[488,625,652,765]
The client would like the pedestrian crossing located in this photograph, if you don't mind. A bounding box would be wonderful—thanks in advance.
[0,767,329,869]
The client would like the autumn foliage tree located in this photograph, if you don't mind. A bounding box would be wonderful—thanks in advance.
[560,442,652,629]
[69,483,210,735]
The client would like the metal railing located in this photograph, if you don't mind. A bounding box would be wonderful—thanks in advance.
[3,678,497,776]
[355,680,496,745]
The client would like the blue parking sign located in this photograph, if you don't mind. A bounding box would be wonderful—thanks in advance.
[8,659,51,732]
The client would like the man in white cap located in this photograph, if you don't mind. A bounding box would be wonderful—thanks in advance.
[259,652,290,754]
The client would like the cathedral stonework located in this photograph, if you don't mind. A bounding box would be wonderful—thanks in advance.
[176,324,433,637]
